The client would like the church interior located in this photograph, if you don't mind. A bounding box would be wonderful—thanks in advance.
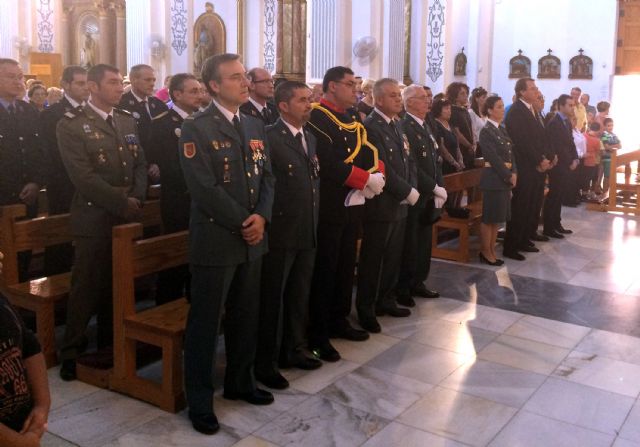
[2,0,640,446]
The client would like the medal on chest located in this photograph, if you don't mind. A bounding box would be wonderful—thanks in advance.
[249,139,265,175]
[124,134,139,158]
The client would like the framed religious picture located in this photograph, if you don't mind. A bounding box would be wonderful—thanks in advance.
[509,50,531,79]
[454,47,467,76]
[537,49,561,79]
[193,2,226,75]
[569,49,593,79]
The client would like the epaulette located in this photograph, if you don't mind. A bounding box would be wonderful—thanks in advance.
[113,108,132,116]
[63,111,77,119]
[152,110,169,121]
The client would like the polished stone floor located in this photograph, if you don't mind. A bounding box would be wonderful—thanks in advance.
[42,206,640,446]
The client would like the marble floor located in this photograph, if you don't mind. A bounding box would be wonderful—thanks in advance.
[42,206,640,447]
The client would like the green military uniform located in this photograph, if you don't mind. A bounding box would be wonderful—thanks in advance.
[57,103,147,360]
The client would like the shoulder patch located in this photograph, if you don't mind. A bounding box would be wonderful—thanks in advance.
[64,111,76,119]
[183,142,196,158]
[114,108,132,116]
[152,110,169,121]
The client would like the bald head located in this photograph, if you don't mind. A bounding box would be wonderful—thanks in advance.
[247,67,274,104]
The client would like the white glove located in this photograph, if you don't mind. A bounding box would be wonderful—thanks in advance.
[344,189,366,207]
[363,186,376,199]
[366,172,385,195]
[433,185,448,200]
[434,196,446,208]
[405,188,420,206]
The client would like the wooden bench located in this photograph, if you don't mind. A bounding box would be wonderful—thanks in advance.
[432,168,483,263]
[109,223,189,413]
[0,198,162,368]
[606,148,640,215]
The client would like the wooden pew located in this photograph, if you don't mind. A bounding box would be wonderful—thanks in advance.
[431,168,483,263]
[607,148,640,215]
[109,223,189,413]
[0,198,162,368]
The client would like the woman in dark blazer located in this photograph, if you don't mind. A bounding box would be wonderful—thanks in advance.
[478,96,517,266]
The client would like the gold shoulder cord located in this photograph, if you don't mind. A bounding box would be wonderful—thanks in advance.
[311,103,379,173]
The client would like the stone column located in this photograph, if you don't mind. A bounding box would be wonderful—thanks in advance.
[115,3,127,72]
[98,5,113,65]
[276,0,306,81]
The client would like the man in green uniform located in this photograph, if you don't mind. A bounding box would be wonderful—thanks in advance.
[57,64,147,381]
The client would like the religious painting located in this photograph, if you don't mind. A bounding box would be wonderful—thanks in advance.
[454,47,467,76]
[537,49,561,79]
[193,2,226,75]
[508,50,531,79]
[569,49,593,79]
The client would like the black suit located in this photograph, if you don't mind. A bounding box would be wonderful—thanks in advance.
[148,108,191,303]
[357,111,415,318]
[240,100,279,126]
[397,114,443,294]
[40,97,80,275]
[504,100,548,254]
[543,113,578,232]
[256,118,319,375]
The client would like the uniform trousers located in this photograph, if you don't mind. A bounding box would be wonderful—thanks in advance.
[504,171,539,253]
[397,205,433,293]
[184,259,261,416]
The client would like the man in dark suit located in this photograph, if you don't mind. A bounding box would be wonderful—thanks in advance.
[306,67,386,361]
[357,78,419,333]
[255,81,322,391]
[57,64,147,381]
[118,64,168,183]
[148,73,203,304]
[179,54,276,436]
[239,67,279,126]
[0,58,47,281]
[396,85,444,307]
[40,65,90,275]
[503,78,551,260]
[543,94,578,238]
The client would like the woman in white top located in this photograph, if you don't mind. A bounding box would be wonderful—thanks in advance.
[469,87,488,154]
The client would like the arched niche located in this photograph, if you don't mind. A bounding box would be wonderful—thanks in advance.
[193,2,226,75]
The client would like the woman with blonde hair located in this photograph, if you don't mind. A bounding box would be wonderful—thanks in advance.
[357,78,375,121]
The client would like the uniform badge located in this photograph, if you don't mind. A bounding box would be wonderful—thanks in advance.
[224,141,231,148]
[174,128,181,138]
[83,124,92,134]
[403,135,411,156]
[212,140,219,150]
[132,111,141,119]
[129,100,135,106]
[311,155,320,178]
[183,142,196,158]
[97,151,107,164]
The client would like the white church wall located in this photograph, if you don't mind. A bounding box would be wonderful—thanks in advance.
[490,0,617,108]
[348,0,384,81]
[409,0,429,86]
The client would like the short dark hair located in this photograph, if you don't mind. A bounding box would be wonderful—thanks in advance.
[603,117,614,126]
[169,73,198,102]
[28,84,46,98]
[514,77,534,98]
[596,101,610,113]
[557,94,573,108]
[274,80,309,111]
[423,86,432,92]
[201,53,241,96]
[87,64,120,85]
[431,97,451,118]
[482,95,502,116]
[589,122,601,131]
[322,66,354,93]
[129,64,154,79]
[61,65,87,84]
[0,58,19,69]
[445,82,469,104]
[571,86,582,93]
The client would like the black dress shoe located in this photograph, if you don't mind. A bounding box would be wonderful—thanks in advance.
[479,252,503,266]
[256,372,289,390]
[543,230,564,239]
[282,355,322,370]
[557,226,573,234]
[520,245,539,253]
[309,343,341,362]
[411,285,440,299]
[359,316,381,333]
[60,359,77,381]
[503,251,525,261]
[396,293,415,307]
[376,305,411,317]
[330,324,369,341]
[223,388,274,405]
[189,412,220,435]
[530,233,550,242]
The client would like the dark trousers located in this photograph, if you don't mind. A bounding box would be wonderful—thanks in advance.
[356,218,406,319]
[397,206,433,293]
[256,248,316,376]
[563,164,581,205]
[504,172,539,253]
[543,166,568,232]
[184,259,261,415]
[528,173,545,238]
[308,206,362,347]
[60,237,112,360]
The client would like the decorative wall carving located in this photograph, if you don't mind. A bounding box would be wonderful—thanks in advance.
[264,0,277,72]
[37,0,54,53]
[426,0,445,83]
[509,49,531,79]
[454,47,466,76]
[170,0,188,56]
[569,48,593,79]
[193,2,226,75]
[537,49,561,79]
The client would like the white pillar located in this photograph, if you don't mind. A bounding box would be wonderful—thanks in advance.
[382,0,404,81]
[409,0,428,86]
[244,0,265,68]
[0,1,20,60]
[126,0,150,71]
[308,0,337,82]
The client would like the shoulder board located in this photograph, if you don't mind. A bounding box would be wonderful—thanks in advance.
[152,110,169,121]
[113,108,132,116]
[64,111,77,119]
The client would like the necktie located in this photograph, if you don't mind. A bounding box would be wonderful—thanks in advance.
[232,115,244,147]
[390,119,400,139]
[262,107,271,123]
[141,99,151,118]
[106,115,115,129]
[7,103,15,115]
[295,132,306,154]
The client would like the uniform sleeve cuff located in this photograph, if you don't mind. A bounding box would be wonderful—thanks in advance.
[344,166,369,190]
[377,160,386,176]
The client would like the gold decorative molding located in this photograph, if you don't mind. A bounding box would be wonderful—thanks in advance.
[403,0,413,85]
[237,0,244,57]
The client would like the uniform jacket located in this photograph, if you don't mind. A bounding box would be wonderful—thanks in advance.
[56,106,148,238]
[266,118,319,250]
[118,91,168,166]
[504,100,547,179]
[179,102,275,267]
[363,110,415,222]
[0,100,47,206]
[479,122,517,191]
[401,114,443,208]
[40,96,79,213]
[239,100,279,126]
[546,113,578,170]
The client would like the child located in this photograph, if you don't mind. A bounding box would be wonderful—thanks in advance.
[0,252,50,447]
[599,117,622,197]
[583,122,603,200]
